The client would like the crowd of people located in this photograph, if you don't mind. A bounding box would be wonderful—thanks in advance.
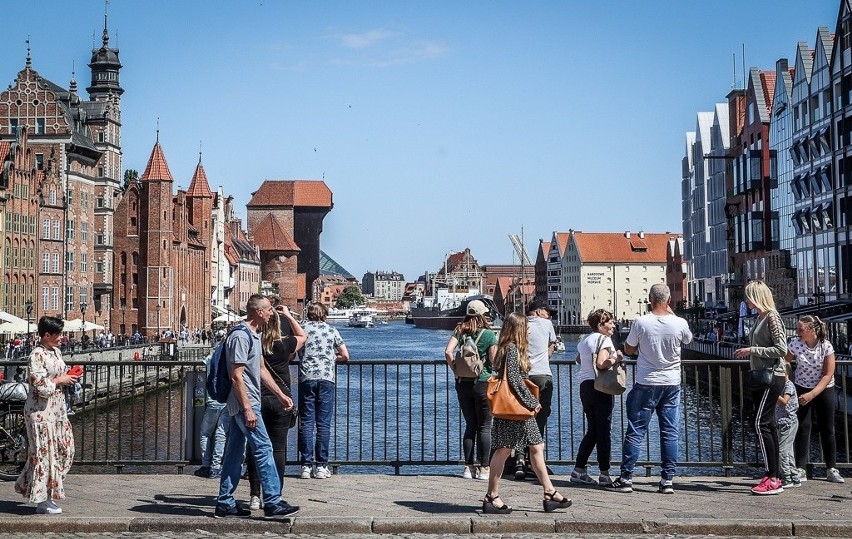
[9,281,847,517]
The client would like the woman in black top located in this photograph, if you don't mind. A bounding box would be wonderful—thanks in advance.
[247,305,306,507]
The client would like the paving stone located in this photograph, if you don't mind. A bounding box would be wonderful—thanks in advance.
[290,516,373,534]
[793,519,852,537]
[472,515,555,533]
[372,516,471,533]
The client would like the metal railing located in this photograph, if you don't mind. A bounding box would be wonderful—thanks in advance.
[2,349,849,475]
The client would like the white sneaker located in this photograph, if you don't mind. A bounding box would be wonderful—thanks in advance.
[476,466,490,481]
[827,467,845,483]
[249,495,261,510]
[314,465,332,479]
[300,465,312,479]
[36,501,62,515]
[797,467,808,482]
[461,466,473,479]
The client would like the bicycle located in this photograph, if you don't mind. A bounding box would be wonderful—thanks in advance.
[0,368,29,481]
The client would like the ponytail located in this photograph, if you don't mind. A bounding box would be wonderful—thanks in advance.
[799,314,827,342]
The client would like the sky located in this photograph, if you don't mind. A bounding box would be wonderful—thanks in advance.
[0,0,841,282]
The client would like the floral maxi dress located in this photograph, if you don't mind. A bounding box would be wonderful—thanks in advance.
[14,346,74,503]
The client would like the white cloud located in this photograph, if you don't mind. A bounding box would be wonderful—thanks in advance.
[331,40,448,68]
[341,29,396,49]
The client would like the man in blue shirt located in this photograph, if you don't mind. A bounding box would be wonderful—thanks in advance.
[215,294,299,519]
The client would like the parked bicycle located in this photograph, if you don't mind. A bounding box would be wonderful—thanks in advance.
[0,367,28,480]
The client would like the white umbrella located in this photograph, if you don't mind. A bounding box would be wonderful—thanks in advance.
[212,312,243,323]
[62,318,105,332]
[0,311,27,325]
[0,320,36,335]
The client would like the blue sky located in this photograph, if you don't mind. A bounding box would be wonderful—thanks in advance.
[0,0,839,282]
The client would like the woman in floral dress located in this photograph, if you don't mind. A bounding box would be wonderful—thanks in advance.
[15,316,80,515]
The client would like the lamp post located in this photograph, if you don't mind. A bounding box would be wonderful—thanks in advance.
[80,301,87,348]
[25,299,33,342]
[120,302,126,344]
[156,303,162,340]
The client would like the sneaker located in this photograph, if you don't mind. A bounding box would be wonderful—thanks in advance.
[604,477,633,493]
[514,460,527,480]
[751,478,783,495]
[249,495,262,510]
[300,465,312,479]
[476,466,490,481]
[314,465,332,479]
[208,467,221,479]
[213,504,252,518]
[797,467,808,482]
[598,474,613,487]
[35,501,62,515]
[570,469,597,485]
[193,466,211,478]
[658,480,674,494]
[264,501,300,519]
[827,468,845,483]
[461,466,473,479]
[782,475,801,489]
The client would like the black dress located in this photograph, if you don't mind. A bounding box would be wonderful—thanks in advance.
[492,343,543,452]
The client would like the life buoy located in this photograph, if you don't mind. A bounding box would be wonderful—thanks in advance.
[133,351,140,361]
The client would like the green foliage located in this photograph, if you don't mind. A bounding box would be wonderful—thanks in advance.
[336,285,364,309]
[123,169,139,190]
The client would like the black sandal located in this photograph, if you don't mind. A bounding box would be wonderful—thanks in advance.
[482,493,512,515]
[543,490,572,512]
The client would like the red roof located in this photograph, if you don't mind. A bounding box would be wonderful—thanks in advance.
[251,214,300,252]
[186,161,213,197]
[247,180,333,208]
[0,141,10,163]
[572,232,679,263]
[141,142,174,182]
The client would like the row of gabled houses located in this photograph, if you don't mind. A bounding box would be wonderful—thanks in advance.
[683,0,852,320]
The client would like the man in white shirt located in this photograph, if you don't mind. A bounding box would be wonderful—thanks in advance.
[606,284,692,495]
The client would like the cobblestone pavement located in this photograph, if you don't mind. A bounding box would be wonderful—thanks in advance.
[5,535,851,539]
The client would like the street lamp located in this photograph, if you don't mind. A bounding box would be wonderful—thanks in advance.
[120,302,126,343]
[25,299,33,341]
[80,301,87,348]
[156,303,162,339]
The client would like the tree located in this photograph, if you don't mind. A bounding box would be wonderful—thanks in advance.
[123,169,139,190]
[336,286,365,309]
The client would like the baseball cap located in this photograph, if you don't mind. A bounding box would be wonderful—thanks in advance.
[466,299,489,316]
[527,299,556,315]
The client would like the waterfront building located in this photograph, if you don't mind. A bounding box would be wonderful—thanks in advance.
[683,110,714,305]
[246,180,333,311]
[210,187,229,316]
[831,1,852,300]
[534,239,550,304]
[545,232,570,322]
[768,57,798,308]
[505,277,535,314]
[222,198,261,313]
[314,274,353,308]
[667,236,687,308]
[560,231,676,323]
[362,270,405,300]
[432,248,484,295]
[111,141,213,336]
[791,29,835,306]
[491,276,512,314]
[0,22,122,324]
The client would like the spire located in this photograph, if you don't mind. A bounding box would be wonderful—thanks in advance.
[87,0,123,98]
[102,0,110,48]
[25,37,31,69]
[187,157,213,197]
[69,62,77,95]
[140,140,174,182]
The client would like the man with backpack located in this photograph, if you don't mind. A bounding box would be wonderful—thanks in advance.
[215,294,299,519]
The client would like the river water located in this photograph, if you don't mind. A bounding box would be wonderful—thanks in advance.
[71,320,775,475]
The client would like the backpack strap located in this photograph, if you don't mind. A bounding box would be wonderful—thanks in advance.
[473,329,484,346]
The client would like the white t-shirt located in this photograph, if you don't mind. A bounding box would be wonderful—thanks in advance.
[527,316,557,376]
[789,337,835,389]
[576,332,616,384]
[625,312,692,386]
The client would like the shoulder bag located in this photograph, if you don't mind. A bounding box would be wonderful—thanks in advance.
[486,360,540,421]
[744,367,773,391]
[592,334,627,396]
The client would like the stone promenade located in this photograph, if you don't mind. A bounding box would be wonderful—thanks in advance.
[0,471,851,536]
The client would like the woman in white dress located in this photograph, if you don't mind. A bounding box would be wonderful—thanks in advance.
[15,316,80,514]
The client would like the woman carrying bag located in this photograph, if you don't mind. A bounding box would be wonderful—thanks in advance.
[734,280,788,495]
[570,309,624,487]
[481,313,571,515]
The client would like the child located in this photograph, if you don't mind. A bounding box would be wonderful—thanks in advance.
[777,362,800,488]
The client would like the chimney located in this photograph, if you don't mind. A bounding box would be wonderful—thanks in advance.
[638,231,645,239]
[624,231,631,239]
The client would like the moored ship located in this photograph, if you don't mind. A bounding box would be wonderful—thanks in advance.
[409,294,502,330]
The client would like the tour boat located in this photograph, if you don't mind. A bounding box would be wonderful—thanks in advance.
[348,312,375,328]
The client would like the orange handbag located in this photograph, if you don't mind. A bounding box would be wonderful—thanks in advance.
[486,365,539,421]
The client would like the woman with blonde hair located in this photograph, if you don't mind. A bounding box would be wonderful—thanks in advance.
[735,280,788,495]
[786,314,844,483]
[481,312,571,514]
[444,300,497,480]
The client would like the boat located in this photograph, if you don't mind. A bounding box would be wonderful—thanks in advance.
[553,335,566,353]
[328,306,383,323]
[348,311,375,328]
[409,294,502,330]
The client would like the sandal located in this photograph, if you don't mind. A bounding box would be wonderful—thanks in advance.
[543,490,572,512]
[482,493,512,515]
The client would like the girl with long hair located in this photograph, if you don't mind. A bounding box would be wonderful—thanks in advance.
[482,312,571,514]
[785,315,844,483]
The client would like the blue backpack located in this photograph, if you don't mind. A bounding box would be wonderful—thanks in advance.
[206,325,253,404]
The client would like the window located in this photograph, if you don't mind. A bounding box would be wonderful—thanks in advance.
[96,197,104,209]
[66,189,73,205]
[81,253,87,272]
[35,154,43,170]
[49,188,56,206]
[96,260,104,273]
[65,220,73,241]
[66,252,74,272]
[65,287,74,313]
[97,234,104,246]
[79,287,87,306]
[42,253,49,272]
[12,214,18,233]
[52,287,58,311]
[81,222,87,242]
[53,219,60,240]
[9,118,18,134]
[51,253,59,273]
[42,219,50,239]
[42,287,49,310]
[35,118,45,134]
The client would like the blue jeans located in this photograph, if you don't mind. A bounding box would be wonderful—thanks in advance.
[217,407,281,509]
[298,379,335,466]
[199,402,229,469]
[620,383,680,482]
